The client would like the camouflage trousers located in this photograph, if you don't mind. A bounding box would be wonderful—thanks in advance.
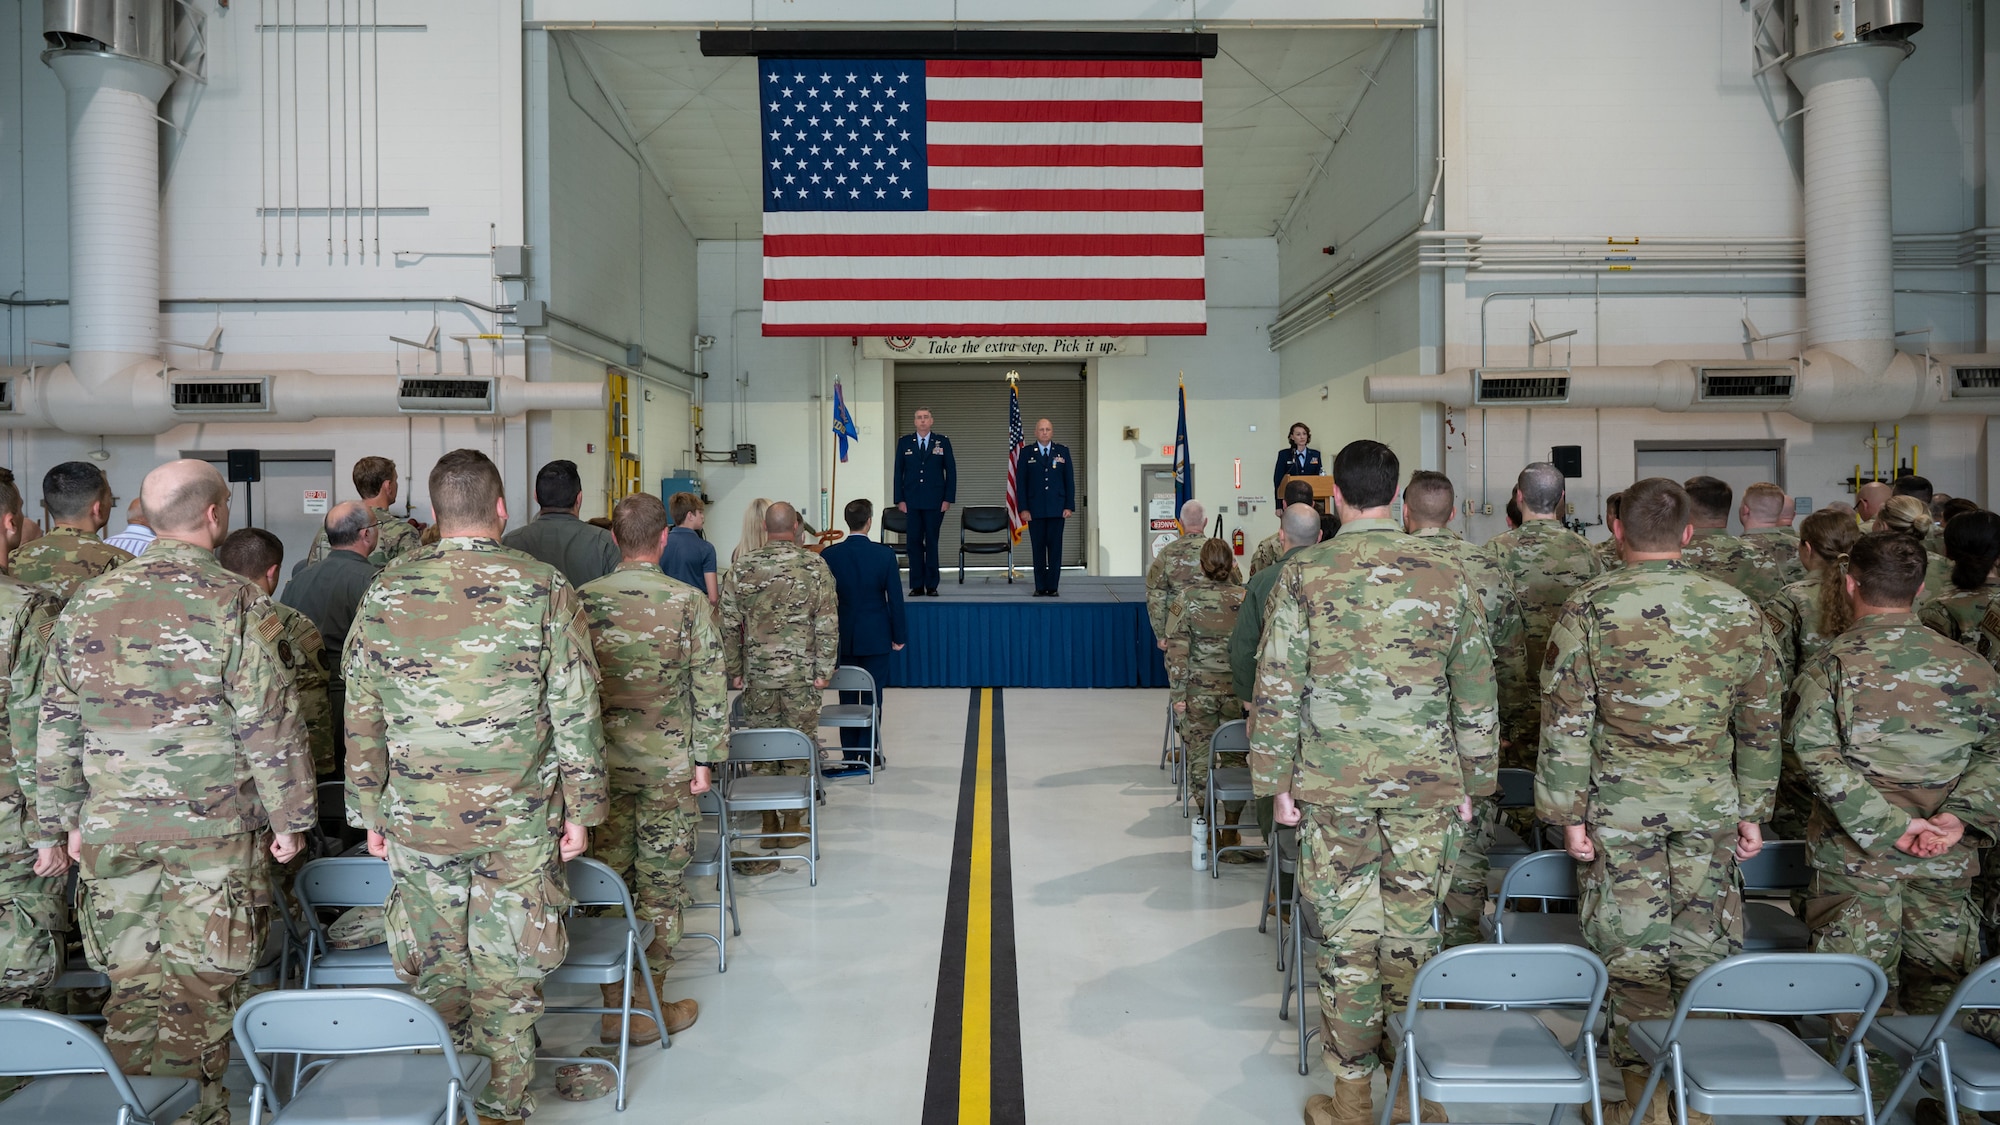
[593,781,699,965]
[1298,803,1463,1081]
[1806,867,1976,1019]
[1578,822,1742,1070]
[739,682,819,778]
[1180,687,1242,813]
[0,853,63,1006]
[78,832,271,1125]
[1440,792,1502,948]
[384,834,570,1122]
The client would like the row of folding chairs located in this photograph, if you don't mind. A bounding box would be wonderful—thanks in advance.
[1156,714,1271,872]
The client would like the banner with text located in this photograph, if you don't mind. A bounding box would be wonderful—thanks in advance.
[862,335,1147,361]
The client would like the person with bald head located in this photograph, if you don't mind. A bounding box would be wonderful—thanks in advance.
[1485,462,1601,762]
[280,501,383,756]
[1856,480,1893,526]
[37,458,316,1125]
[719,500,839,858]
[1016,417,1075,595]
[102,496,154,557]
[1146,498,1238,659]
[342,448,607,1124]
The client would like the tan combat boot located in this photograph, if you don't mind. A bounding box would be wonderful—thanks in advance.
[1387,1079,1449,1123]
[1603,1071,1672,1125]
[1303,1076,1374,1125]
[599,982,662,1046]
[760,811,781,850]
[775,810,809,850]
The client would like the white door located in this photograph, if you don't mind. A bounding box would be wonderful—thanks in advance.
[1632,446,1782,533]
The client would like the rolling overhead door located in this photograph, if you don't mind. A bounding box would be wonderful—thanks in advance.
[894,365,1087,568]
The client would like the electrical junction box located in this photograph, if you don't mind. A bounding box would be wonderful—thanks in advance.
[493,245,529,280]
[734,444,758,465]
[514,299,545,328]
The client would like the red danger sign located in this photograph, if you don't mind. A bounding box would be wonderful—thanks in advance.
[1149,519,1179,531]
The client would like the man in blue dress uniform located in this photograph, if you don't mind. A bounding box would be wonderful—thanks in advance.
[1015,417,1075,596]
[893,408,955,597]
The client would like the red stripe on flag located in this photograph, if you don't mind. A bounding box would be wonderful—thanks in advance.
[762,322,1209,336]
[762,233,1206,257]
[764,277,1205,302]
[929,143,1203,167]
[928,189,1202,212]
[926,99,1202,122]
[926,59,1202,78]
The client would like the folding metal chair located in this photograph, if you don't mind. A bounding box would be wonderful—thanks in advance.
[723,728,820,885]
[1281,880,1327,1076]
[292,856,399,988]
[1868,955,2000,1125]
[0,1008,199,1125]
[684,787,740,972]
[957,505,1014,583]
[233,988,489,1125]
[819,665,881,784]
[1624,952,1892,1125]
[1261,825,1297,969]
[1158,692,1179,779]
[541,857,671,1111]
[1738,839,1811,952]
[1382,943,1609,1125]
[879,507,909,559]
[1205,720,1264,875]
[1479,849,1584,946]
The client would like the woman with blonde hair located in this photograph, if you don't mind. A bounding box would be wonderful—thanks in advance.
[1875,495,1952,602]
[733,497,772,564]
[1764,508,1862,840]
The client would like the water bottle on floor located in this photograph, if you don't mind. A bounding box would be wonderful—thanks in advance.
[1191,816,1209,870]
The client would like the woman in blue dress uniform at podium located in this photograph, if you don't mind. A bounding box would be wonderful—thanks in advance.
[1272,422,1323,493]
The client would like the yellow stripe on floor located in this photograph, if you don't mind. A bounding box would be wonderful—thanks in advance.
[958,687,996,1123]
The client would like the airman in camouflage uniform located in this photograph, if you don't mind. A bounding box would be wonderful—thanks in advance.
[1876,496,1950,605]
[1485,463,1601,761]
[1591,493,1625,573]
[1536,477,1781,1125]
[1147,501,1240,641]
[1251,481,1319,579]
[1399,472,1531,948]
[219,529,335,777]
[1762,510,1864,843]
[10,462,131,602]
[37,460,316,1125]
[300,456,423,570]
[1251,443,1495,1125]
[1790,535,2000,1061]
[1163,542,1245,848]
[1918,510,2000,647]
[343,449,606,1124]
[581,493,728,1043]
[1727,483,1804,601]
[1678,476,1752,590]
[0,475,64,1038]
[719,501,837,851]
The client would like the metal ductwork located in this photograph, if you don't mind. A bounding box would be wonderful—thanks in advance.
[23,0,604,435]
[1367,0,1991,424]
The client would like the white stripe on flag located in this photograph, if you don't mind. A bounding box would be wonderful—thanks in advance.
[925,165,1204,191]
[924,76,1202,102]
[925,121,1202,147]
[760,299,1207,325]
[762,211,1203,236]
[763,255,1207,280]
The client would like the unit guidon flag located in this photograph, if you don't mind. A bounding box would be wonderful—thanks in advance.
[758,58,1206,337]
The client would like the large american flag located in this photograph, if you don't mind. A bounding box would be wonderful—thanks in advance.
[758,58,1206,336]
[1004,380,1026,542]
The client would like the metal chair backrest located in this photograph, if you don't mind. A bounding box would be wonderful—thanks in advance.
[1495,849,1579,912]
[232,989,478,1111]
[961,506,1011,535]
[728,728,817,763]
[826,665,876,694]
[1738,839,1810,892]
[1210,719,1250,756]
[1901,954,2000,1051]
[294,856,393,912]
[881,508,908,536]
[1405,943,1608,1014]
[728,693,746,728]
[697,787,726,817]
[0,1008,152,1110]
[564,857,636,911]
[1676,952,1888,1022]
[1497,767,1535,808]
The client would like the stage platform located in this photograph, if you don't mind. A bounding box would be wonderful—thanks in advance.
[889,571,1168,689]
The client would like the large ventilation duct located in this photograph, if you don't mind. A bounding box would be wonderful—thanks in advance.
[20,0,603,434]
[1367,0,1977,424]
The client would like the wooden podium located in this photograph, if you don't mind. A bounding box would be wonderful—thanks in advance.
[1280,475,1335,513]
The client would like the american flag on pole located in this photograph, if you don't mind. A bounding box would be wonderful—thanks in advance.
[758,58,1206,336]
[1004,378,1027,543]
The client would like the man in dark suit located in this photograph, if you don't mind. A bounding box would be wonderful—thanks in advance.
[818,498,907,767]
[893,407,956,597]
[1016,417,1076,596]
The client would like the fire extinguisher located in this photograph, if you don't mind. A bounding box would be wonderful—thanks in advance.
[1231,528,1245,555]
